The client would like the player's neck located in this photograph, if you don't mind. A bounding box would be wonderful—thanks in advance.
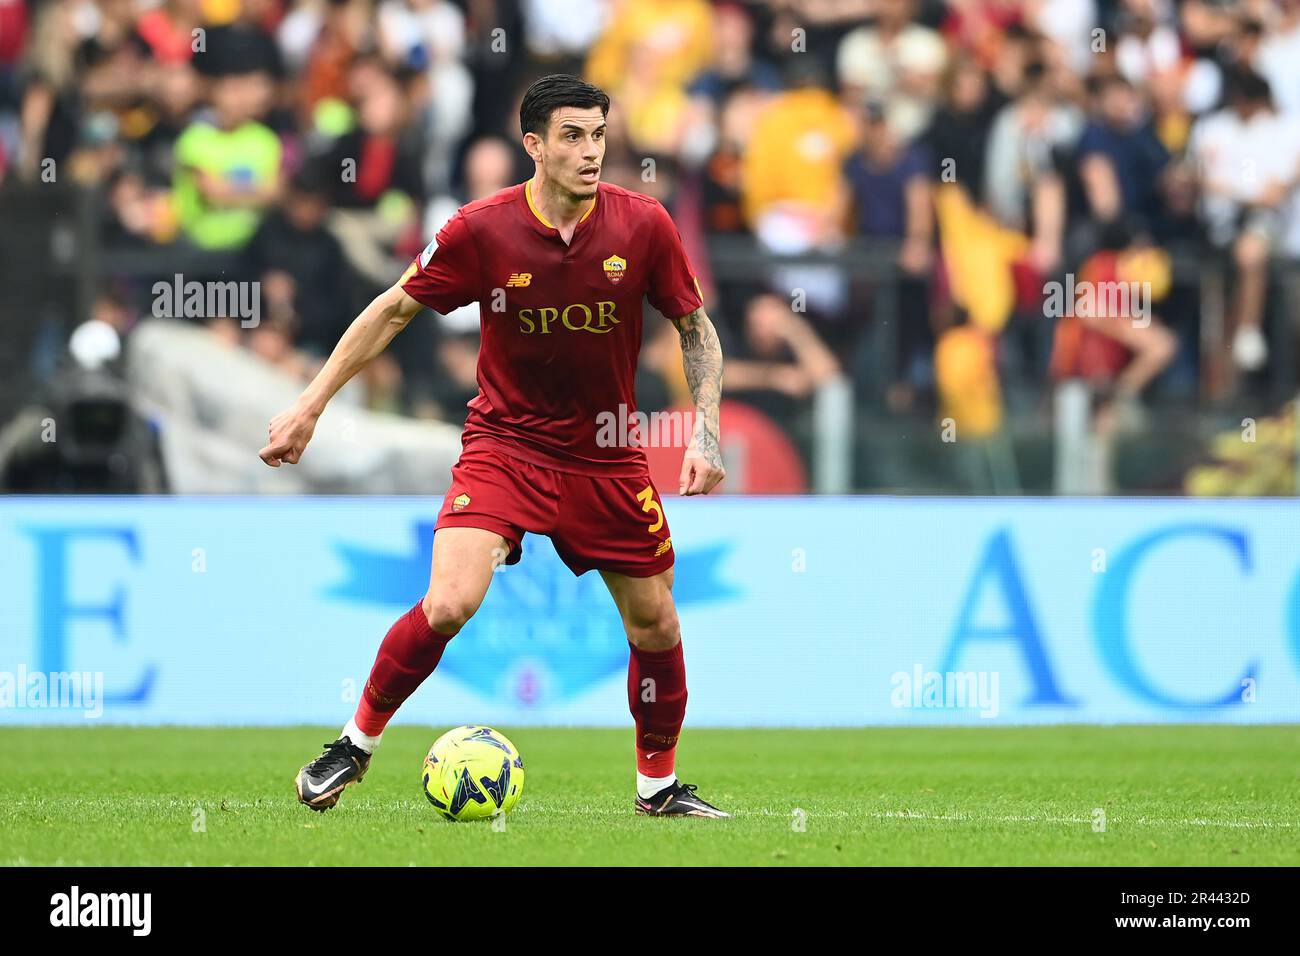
[528,175,594,235]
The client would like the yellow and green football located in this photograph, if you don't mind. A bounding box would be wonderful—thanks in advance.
[421,725,525,821]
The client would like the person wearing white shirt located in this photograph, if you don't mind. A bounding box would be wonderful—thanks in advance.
[1187,69,1300,371]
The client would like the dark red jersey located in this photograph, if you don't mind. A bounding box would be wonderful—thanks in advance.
[399,179,703,476]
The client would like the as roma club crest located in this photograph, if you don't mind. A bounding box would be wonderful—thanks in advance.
[602,254,627,285]
[452,493,471,512]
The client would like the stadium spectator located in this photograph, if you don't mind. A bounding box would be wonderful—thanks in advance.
[103,166,179,246]
[13,0,93,183]
[134,0,202,66]
[1027,0,1097,76]
[584,0,712,155]
[687,1,783,105]
[845,99,934,252]
[923,53,1001,206]
[245,163,352,358]
[1076,74,1171,235]
[844,97,935,409]
[1254,0,1300,117]
[838,0,948,141]
[375,0,473,191]
[941,0,1025,71]
[172,66,282,250]
[720,293,842,423]
[1048,220,1178,435]
[316,61,425,286]
[1115,0,1182,89]
[134,62,204,188]
[192,0,285,80]
[521,0,609,65]
[278,0,372,123]
[1187,67,1300,372]
[376,0,465,73]
[1179,0,1241,53]
[741,59,856,248]
[698,84,759,235]
[982,60,1080,273]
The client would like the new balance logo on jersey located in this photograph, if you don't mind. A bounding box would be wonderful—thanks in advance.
[506,273,532,287]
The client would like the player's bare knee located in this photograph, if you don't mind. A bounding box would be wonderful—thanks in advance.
[625,597,680,651]
[421,593,475,637]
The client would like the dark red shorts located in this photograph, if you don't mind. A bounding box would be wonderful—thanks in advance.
[434,442,675,578]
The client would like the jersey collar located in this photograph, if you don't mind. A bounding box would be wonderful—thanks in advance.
[523,177,598,239]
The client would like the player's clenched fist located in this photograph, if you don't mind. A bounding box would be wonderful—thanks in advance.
[259,404,318,467]
[678,445,725,496]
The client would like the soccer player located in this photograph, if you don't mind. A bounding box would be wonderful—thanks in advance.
[260,75,729,818]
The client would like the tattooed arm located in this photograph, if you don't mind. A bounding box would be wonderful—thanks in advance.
[671,306,726,495]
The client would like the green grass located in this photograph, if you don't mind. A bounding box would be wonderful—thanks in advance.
[2,726,1298,866]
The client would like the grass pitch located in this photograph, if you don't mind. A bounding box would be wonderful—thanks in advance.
[2,725,1297,866]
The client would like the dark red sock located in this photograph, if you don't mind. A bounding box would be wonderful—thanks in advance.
[627,640,687,777]
[353,600,454,736]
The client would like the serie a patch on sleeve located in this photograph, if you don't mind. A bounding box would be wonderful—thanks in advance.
[419,238,438,269]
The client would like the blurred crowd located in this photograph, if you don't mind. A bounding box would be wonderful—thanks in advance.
[3,0,1300,466]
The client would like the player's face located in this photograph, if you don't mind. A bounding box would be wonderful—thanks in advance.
[540,106,606,200]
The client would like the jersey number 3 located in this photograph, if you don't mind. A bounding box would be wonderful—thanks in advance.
[636,486,664,533]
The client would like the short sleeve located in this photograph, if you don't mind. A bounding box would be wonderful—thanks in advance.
[400,210,481,314]
[646,200,703,320]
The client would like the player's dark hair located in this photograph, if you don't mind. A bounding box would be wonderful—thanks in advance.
[519,74,610,139]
